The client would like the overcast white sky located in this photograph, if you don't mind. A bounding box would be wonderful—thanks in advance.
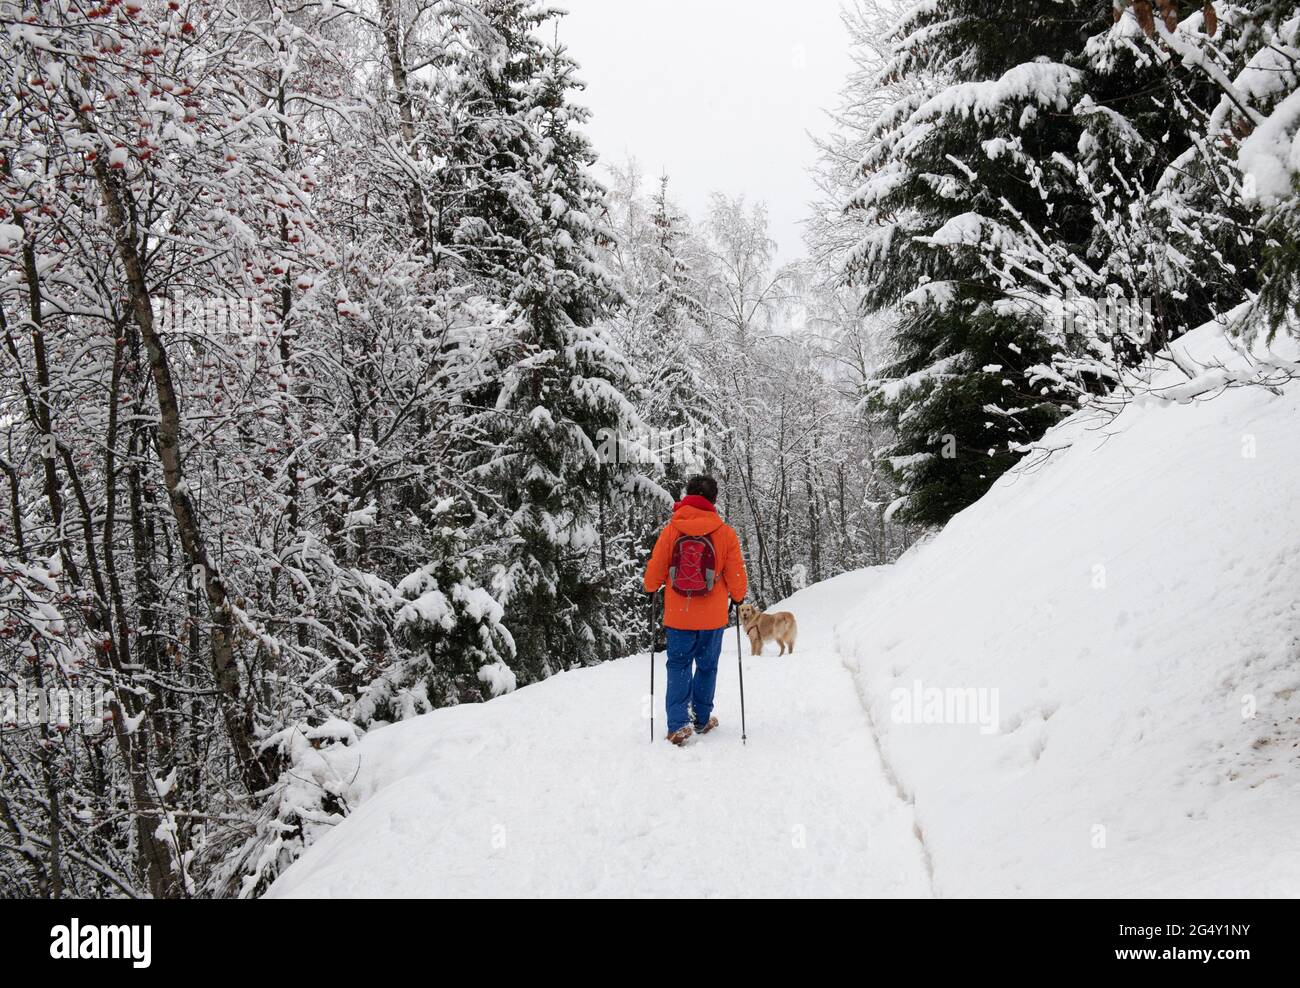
[551,1,854,261]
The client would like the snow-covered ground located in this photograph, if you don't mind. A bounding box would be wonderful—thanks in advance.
[269,568,931,898]
[838,320,1300,897]
[272,319,1300,899]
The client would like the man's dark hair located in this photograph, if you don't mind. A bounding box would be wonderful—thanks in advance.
[685,475,718,503]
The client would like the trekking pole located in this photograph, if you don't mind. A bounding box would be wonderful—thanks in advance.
[734,602,748,745]
[649,590,658,743]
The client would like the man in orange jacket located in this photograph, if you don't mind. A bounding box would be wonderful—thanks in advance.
[643,475,748,745]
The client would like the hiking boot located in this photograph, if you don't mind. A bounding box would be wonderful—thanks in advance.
[693,715,719,735]
[666,725,693,746]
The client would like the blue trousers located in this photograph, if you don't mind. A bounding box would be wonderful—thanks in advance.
[664,627,725,734]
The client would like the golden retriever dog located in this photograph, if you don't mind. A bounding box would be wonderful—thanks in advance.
[737,602,798,656]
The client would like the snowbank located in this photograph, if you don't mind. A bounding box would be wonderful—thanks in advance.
[837,321,1300,896]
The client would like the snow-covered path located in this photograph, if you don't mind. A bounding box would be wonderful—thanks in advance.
[268,322,1300,899]
[269,569,931,898]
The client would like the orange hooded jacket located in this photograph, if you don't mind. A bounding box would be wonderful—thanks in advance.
[643,496,748,630]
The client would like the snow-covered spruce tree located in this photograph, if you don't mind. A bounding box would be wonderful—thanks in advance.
[209,1,550,893]
[944,2,1269,404]
[429,1,645,681]
[843,1,1111,526]
[898,3,1293,409]
[376,503,517,715]
[841,1,1260,525]
[292,1,527,717]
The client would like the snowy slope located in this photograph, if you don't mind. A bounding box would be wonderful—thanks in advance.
[269,568,931,898]
[837,321,1300,897]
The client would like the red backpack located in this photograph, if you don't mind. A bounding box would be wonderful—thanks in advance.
[669,534,717,597]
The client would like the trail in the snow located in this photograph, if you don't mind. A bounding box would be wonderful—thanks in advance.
[269,568,930,898]
[844,660,937,889]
